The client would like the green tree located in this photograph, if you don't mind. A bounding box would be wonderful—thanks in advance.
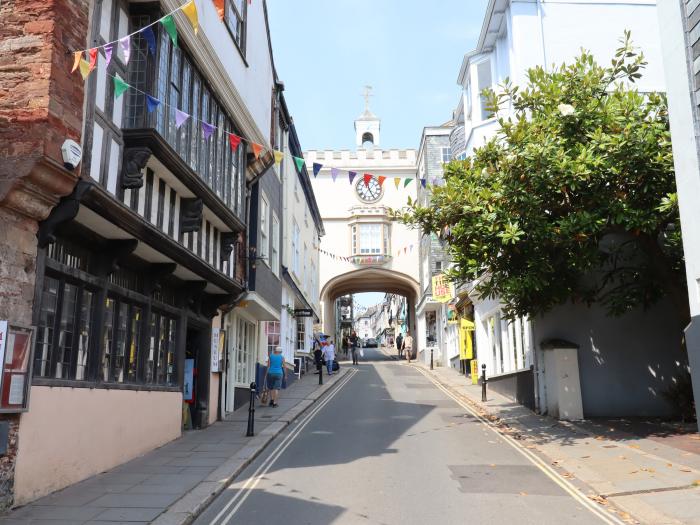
[399,33,687,323]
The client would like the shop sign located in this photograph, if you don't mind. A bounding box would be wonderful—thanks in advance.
[294,309,313,317]
[0,322,35,413]
[211,328,220,372]
[470,359,479,385]
[446,304,459,324]
[431,274,454,303]
[184,359,195,402]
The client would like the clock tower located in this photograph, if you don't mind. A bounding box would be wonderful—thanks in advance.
[355,86,381,148]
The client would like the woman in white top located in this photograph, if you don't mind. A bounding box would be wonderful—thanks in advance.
[322,340,336,376]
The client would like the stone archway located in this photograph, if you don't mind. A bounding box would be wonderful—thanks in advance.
[320,267,420,338]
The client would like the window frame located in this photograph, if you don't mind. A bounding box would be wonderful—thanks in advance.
[259,193,269,264]
[271,212,280,276]
[224,0,248,59]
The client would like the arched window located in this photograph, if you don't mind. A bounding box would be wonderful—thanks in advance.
[361,132,374,149]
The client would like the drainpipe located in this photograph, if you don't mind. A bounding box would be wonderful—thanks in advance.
[537,0,548,71]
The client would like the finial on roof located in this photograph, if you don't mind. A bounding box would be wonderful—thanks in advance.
[362,85,373,112]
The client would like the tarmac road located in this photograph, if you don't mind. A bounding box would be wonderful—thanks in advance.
[195,348,613,525]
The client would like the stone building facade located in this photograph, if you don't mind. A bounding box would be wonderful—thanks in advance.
[0,0,90,509]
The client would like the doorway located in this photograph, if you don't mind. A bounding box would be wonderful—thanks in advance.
[184,324,210,429]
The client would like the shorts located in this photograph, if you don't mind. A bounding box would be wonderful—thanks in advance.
[267,373,283,390]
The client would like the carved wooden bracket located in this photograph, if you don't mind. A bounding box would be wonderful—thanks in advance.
[201,293,234,318]
[180,198,203,233]
[121,147,152,189]
[144,262,177,295]
[37,180,93,248]
[220,232,237,262]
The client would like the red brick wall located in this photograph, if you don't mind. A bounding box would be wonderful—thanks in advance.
[0,0,89,194]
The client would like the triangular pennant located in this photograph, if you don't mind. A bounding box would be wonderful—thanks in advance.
[363,174,372,186]
[420,178,427,188]
[410,245,414,252]
[312,162,322,177]
[120,36,131,64]
[394,177,401,189]
[182,0,199,34]
[431,177,437,186]
[294,156,305,172]
[349,171,357,184]
[88,47,98,71]
[104,43,114,67]
[213,0,225,20]
[273,150,284,165]
[377,176,386,187]
[146,94,160,113]
[404,178,412,188]
[229,134,242,151]
[404,247,407,254]
[251,143,264,159]
[175,109,189,128]
[113,76,129,98]
[161,15,178,47]
[331,167,339,182]
[143,26,156,56]
[71,51,82,73]
[201,121,215,140]
[78,58,91,80]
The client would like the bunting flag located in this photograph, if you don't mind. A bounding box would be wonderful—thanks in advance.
[394,177,401,189]
[88,48,98,71]
[175,109,189,128]
[377,176,386,187]
[201,121,215,139]
[161,15,178,47]
[331,167,339,182]
[113,76,129,98]
[182,0,199,34]
[431,177,438,186]
[71,51,82,73]
[294,156,305,172]
[146,94,161,113]
[120,36,131,64]
[363,174,372,186]
[420,179,427,188]
[349,171,357,184]
[104,43,114,67]
[404,178,413,188]
[229,134,242,151]
[274,150,284,165]
[312,162,323,177]
[404,247,408,254]
[213,0,225,20]
[251,142,264,158]
[143,26,157,56]
[78,59,91,80]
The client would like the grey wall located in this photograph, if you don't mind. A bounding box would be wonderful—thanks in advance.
[533,300,687,417]
[249,168,282,309]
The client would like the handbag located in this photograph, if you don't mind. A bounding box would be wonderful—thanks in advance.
[260,387,269,405]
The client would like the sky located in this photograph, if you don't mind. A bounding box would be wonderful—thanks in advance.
[353,292,386,309]
[267,0,489,151]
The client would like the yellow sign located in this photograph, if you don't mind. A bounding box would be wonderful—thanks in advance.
[431,274,454,303]
[470,359,479,385]
[459,318,475,360]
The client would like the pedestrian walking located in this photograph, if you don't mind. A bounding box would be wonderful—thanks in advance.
[342,335,349,357]
[396,332,404,359]
[323,339,336,375]
[349,331,359,365]
[403,331,414,364]
[264,346,286,407]
[313,339,323,375]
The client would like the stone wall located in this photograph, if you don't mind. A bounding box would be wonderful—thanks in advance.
[0,0,89,510]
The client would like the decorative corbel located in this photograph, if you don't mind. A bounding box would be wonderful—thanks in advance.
[144,262,177,295]
[37,180,93,248]
[180,198,203,233]
[220,232,237,262]
[121,147,152,189]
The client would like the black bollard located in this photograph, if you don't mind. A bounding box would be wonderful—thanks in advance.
[481,364,487,402]
[430,348,434,370]
[246,381,256,437]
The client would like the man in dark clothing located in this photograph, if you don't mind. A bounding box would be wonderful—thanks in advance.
[349,331,359,365]
[313,340,323,375]
[396,333,404,358]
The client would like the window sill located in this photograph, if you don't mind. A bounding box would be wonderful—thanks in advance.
[32,378,182,392]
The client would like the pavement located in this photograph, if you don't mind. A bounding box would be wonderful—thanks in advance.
[193,348,617,525]
[416,361,700,525]
[0,366,350,525]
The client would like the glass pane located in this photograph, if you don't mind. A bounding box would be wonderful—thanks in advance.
[102,298,115,381]
[55,283,78,379]
[75,289,92,380]
[126,305,141,382]
[112,301,128,382]
[33,276,59,378]
[167,318,177,385]
[146,313,159,383]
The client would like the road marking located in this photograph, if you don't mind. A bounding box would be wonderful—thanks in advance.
[413,366,626,525]
[210,368,358,525]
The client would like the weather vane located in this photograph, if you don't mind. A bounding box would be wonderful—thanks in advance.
[362,85,373,111]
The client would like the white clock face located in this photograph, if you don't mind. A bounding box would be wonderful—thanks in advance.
[356,177,382,203]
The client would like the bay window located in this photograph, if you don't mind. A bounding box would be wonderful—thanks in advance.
[351,222,391,256]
